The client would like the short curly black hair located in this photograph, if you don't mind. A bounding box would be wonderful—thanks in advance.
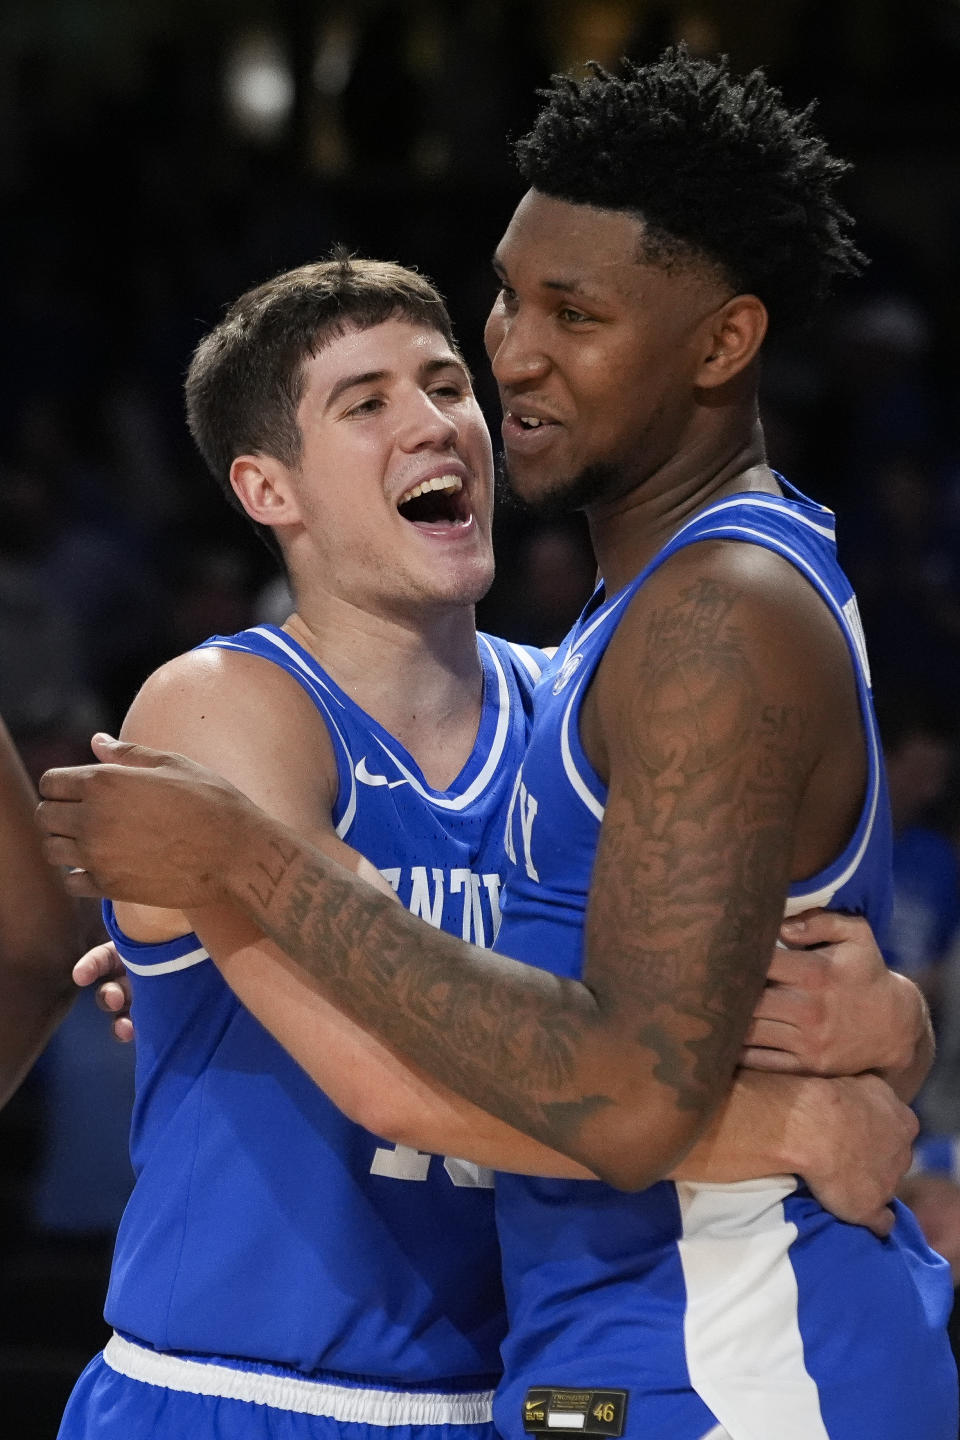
[515,47,865,328]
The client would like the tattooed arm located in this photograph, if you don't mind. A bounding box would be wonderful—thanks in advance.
[37,544,873,1189]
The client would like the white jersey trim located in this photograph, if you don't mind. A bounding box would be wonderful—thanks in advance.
[561,588,631,667]
[676,1180,829,1440]
[367,635,511,812]
[508,641,545,682]
[121,945,209,977]
[210,628,357,838]
[673,492,836,543]
[103,1333,495,1426]
[219,629,512,816]
[688,523,882,912]
[560,675,604,821]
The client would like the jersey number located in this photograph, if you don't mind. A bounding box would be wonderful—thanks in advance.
[370,1142,494,1189]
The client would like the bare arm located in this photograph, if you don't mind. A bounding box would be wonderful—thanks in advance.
[0,718,78,1105]
[38,548,871,1190]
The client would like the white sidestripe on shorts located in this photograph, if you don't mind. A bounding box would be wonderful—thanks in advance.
[676,1179,829,1440]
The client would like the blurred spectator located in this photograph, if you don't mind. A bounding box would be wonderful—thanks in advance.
[901,1141,960,1381]
[27,990,135,1239]
[900,1170,960,1287]
[845,455,960,707]
[0,465,102,737]
[479,515,596,648]
[878,695,960,1136]
[512,519,597,648]
[880,696,960,1000]
[918,928,960,1137]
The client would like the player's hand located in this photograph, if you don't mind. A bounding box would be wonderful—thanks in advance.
[74,940,133,1043]
[37,734,256,908]
[790,1072,918,1237]
[740,909,925,1078]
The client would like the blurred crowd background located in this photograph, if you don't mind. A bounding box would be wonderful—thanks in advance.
[2,0,960,1432]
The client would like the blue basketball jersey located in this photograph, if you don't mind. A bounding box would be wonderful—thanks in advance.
[101,624,546,1386]
[493,487,957,1440]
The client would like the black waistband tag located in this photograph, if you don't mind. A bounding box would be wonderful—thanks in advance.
[522,1388,628,1437]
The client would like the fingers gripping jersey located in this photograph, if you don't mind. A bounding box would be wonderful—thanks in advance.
[493,486,958,1440]
[101,625,545,1385]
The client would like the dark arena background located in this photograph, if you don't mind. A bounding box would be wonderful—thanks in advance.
[2,1,960,1434]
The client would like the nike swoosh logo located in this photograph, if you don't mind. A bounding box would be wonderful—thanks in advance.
[355,756,409,789]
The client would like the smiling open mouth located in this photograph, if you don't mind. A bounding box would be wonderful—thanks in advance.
[397,474,472,526]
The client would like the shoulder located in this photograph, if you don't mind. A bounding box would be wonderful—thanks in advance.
[121,643,338,816]
[126,643,328,737]
[591,537,854,773]
[611,537,852,686]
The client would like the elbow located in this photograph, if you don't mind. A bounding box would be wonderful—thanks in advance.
[589,1154,674,1194]
[333,1087,422,1147]
[579,1106,708,1193]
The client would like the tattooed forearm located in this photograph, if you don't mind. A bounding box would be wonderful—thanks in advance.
[236,831,607,1153]
[247,836,301,909]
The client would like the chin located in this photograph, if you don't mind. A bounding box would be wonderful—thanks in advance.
[455,564,496,608]
[426,558,495,611]
[501,455,618,518]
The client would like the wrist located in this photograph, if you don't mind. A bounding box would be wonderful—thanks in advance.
[777,1073,831,1178]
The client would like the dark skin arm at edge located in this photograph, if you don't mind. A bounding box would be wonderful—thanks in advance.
[0,719,79,1106]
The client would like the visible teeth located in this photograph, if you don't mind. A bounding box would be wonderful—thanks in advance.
[519,415,543,428]
[399,474,463,505]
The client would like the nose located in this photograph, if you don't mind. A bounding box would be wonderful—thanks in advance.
[395,387,459,452]
[484,298,550,391]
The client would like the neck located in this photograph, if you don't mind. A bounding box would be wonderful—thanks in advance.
[282,590,484,790]
[586,413,776,594]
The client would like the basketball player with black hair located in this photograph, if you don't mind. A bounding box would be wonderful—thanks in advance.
[40,50,957,1439]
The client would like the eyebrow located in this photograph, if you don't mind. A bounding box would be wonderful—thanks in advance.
[324,355,469,412]
[324,369,388,411]
[491,253,603,303]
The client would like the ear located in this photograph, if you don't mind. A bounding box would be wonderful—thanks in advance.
[695,294,768,389]
[229,454,303,530]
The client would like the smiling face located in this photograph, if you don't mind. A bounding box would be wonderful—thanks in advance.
[238,318,496,622]
[484,190,732,513]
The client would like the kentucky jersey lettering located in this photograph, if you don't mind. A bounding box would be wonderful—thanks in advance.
[379,865,503,943]
[101,624,544,1386]
[494,484,957,1440]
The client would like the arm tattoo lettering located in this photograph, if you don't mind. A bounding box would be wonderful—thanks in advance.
[588,577,811,1114]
